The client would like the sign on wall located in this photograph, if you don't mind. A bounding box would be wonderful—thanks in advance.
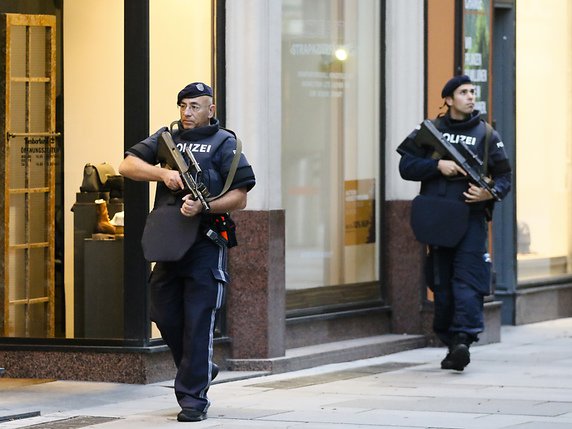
[463,0,492,119]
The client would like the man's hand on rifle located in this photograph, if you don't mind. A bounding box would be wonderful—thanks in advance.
[180,194,204,217]
[464,182,493,203]
[438,159,467,177]
[162,169,184,192]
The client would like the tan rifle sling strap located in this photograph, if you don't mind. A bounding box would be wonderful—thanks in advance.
[207,136,242,202]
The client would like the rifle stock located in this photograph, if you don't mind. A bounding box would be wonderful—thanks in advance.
[417,120,500,202]
[157,131,211,212]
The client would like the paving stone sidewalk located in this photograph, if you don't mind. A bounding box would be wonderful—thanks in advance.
[1,318,572,428]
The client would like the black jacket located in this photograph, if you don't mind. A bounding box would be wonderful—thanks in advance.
[397,111,511,213]
[126,118,256,210]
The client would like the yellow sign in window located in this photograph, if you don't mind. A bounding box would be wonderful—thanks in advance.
[344,179,375,246]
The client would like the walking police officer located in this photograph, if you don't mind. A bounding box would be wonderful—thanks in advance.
[396,75,511,371]
[119,82,255,421]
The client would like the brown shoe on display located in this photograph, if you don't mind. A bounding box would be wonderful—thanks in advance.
[93,198,116,239]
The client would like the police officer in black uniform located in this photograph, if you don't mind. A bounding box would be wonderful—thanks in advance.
[397,75,511,371]
[119,82,255,422]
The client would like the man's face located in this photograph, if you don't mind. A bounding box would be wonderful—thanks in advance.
[179,95,214,129]
[446,83,476,119]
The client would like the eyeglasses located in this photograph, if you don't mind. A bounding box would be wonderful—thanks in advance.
[179,103,209,113]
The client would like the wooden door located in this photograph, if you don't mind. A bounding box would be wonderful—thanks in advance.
[0,14,57,337]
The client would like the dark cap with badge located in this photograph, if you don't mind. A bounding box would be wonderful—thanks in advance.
[441,75,472,98]
[177,82,213,105]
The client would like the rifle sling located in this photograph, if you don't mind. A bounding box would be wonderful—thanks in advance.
[482,122,492,176]
[207,137,242,202]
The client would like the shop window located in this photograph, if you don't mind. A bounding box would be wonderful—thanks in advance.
[516,0,572,281]
[281,0,381,312]
[0,0,216,342]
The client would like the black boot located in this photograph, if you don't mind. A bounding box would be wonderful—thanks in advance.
[107,175,124,203]
[441,333,471,371]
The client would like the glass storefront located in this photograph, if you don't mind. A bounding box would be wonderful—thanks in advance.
[0,0,215,340]
[516,0,572,282]
[281,0,381,312]
[3,0,570,346]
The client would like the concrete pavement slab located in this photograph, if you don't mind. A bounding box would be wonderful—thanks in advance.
[1,318,572,428]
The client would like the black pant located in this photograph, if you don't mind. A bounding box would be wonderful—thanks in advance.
[426,215,490,347]
[150,238,228,412]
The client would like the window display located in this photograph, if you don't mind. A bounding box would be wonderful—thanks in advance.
[282,0,381,309]
[516,0,572,281]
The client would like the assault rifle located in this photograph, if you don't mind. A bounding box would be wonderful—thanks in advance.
[157,131,211,213]
[416,120,500,202]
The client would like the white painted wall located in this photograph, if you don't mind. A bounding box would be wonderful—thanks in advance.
[63,0,125,336]
[149,0,212,132]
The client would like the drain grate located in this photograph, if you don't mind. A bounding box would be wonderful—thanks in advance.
[21,416,120,428]
[249,362,423,389]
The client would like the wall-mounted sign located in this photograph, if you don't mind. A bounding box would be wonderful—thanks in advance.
[463,0,492,119]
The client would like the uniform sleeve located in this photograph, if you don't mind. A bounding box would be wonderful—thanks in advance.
[124,127,168,164]
[487,130,512,200]
[396,129,442,182]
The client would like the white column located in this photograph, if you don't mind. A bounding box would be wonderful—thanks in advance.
[226,1,282,211]
[385,0,425,201]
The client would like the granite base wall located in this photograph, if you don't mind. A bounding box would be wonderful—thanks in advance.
[285,307,392,349]
[385,200,425,334]
[0,348,176,384]
[226,210,286,359]
[0,339,231,384]
[515,283,572,325]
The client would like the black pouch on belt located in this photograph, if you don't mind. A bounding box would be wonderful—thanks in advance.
[206,213,237,248]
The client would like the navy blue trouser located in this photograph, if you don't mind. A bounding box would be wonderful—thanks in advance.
[150,237,227,412]
[426,214,491,347]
